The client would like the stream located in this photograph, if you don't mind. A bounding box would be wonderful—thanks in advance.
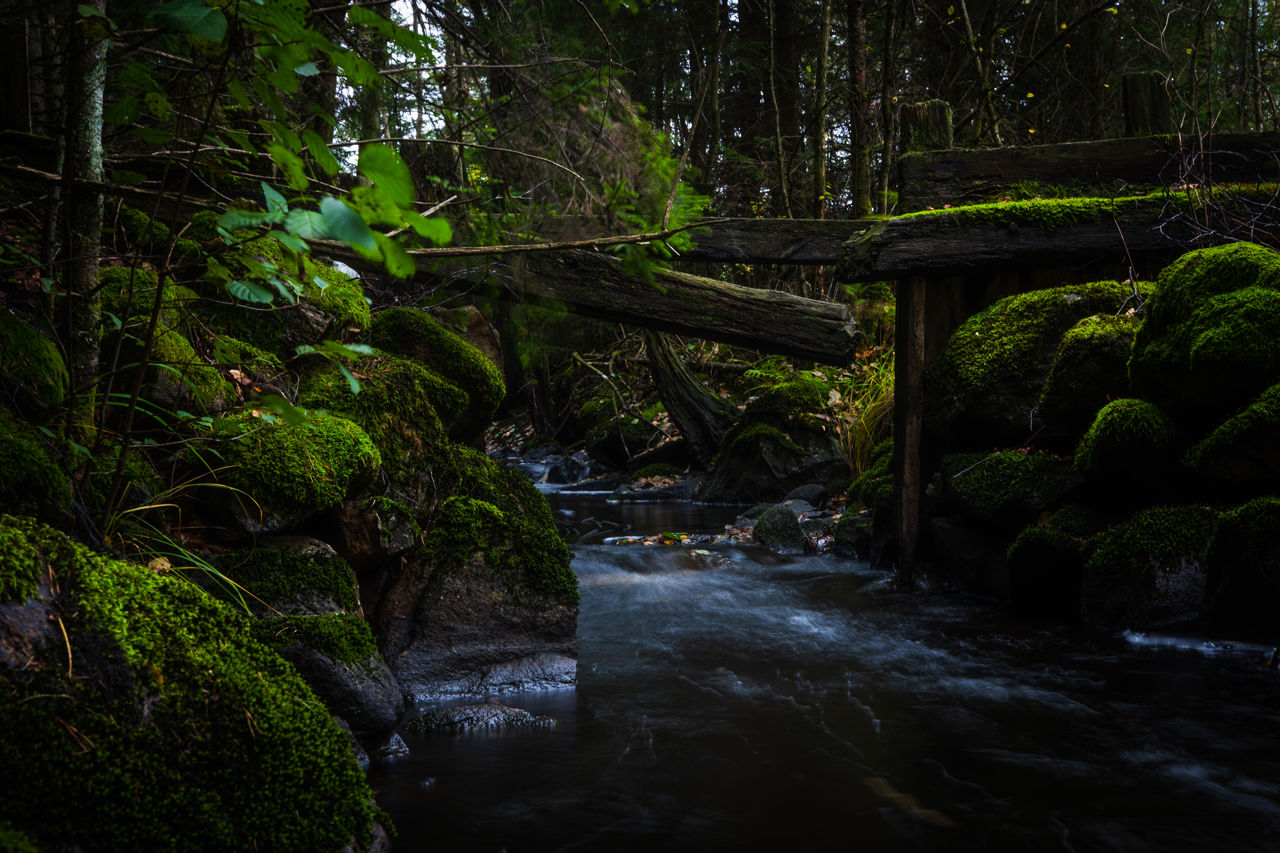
[368,492,1280,852]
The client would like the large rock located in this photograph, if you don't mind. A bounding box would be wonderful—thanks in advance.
[1073,398,1179,498]
[1080,504,1218,632]
[753,504,809,555]
[1130,242,1280,423]
[0,515,384,850]
[942,450,1083,530]
[1202,497,1280,641]
[0,308,68,422]
[1037,312,1141,443]
[1006,525,1085,617]
[1186,382,1280,490]
[926,281,1146,449]
[372,472,578,700]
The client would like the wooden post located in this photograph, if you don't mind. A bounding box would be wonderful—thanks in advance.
[900,100,954,153]
[892,276,926,576]
[1123,72,1172,137]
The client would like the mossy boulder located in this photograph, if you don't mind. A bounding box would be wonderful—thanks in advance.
[1130,242,1280,421]
[942,450,1082,530]
[369,307,505,443]
[1186,382,1280,489]
[1006,525,1085,617]
[0,515,383,850]
[212,539,361,616]
[0,308,68,422]
[0,409,71,524]
[699,421,848,504]
[1202,497,1280,640]
[298,351,463,504]
[373,494,577,699]
[1037,313,1142,440]
[1074,398,1177,487]
[1080,504,1219,631]
[753,504,809,555]
[926,281,1144,448]
[832,509,873,560]
[221,412,381,533]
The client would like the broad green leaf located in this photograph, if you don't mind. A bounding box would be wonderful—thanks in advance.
[225,279,275,304]
[294,61,319,77]
[268,229,308,254]
[349,184,401,227]
[311,274,330,292]
[285,208,328,240]
[152,0,226,42]
[204,257,232,285]
[144,91,172,122]
[266,276,298,304]
[76,4,108,19]
[320,197,376,251]
[303,129,340,178]
[261,182,289,215]
[339,363,362,395]
[256,394,309,426]
[358,144,413,207]
[103,94,140,126]
[226,80,251,108]
[405,212,452,245]
[373,232,415,279]
[218,208,283,230]
[267,143,309,192]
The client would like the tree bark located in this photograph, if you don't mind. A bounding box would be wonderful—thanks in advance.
[643,330,734,467]
[846,0,870,217]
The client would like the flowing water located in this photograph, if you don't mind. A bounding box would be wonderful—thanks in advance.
[369,494,1280,852]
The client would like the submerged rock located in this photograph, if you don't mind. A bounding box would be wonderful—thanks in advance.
[406,702,557,733]
[753,504,809,555]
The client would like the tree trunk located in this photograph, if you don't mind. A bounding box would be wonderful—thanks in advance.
[644,331,733,468]
[812,0,831,219]
[62,0,107,404]
[846,0,870,217]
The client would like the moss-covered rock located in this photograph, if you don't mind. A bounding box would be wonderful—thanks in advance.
[221,411,380,533]
[699,421,848,504]
[0,308,69,422]
[943,450,1082,530]
[373,494,578,698]
[0,409,71,523]
[0,515,383,851]
[1080,504,1218,631]
[926,281,1145,448]
[1037,312,1142,440]
[1130,242,1280,420]
[1186,382,1280,489]
[369,307,505,443]
[1074,398,1177,486]
[1006,524,1085,616]
[298,351,463,501]
[753,504,809,555]
[212,541,360,615]
[1202,497,1280,640]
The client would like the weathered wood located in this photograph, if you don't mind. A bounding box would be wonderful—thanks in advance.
[893,276,926,575]
[901,100,954,153]
[504,250,858,365]
[837,195,1237,282]
[897,132,1280,211]
[677,217,863,265]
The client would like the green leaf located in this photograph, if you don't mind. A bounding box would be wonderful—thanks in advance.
[267,143,309,192]
[76,4,108,19]
[373,232,415,279]
[319,197,376,251]
[303,129,340,178]
[268,229,308,254]
[225,279,276,304]
[110,170,147,186]
[218,209,283,230]
[144,91,172,122]
[266,275,298,304]
[349,184,401,227]
[311,275,330,292]
[405,212,452,245]
[358,143,413,207]
[338,363,362,395]
[285,208,328,240]
[256,394,309,426]
[294,61,319,77]
[261,182,289,215]
[152,0,226,42]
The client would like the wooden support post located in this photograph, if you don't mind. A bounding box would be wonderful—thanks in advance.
[900,100,954,154]
[892,276,927,576]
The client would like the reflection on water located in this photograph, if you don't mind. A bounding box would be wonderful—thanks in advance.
[369,498,1280,852]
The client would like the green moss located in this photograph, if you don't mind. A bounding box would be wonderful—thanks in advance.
[744,376,829,422]
[421,494,577,602]
[1048,504,1107,538]
[848,438,894,512]
[943,450,1081,528]
[369,307,506,438]
[0,515,381,851]
[1130,242,1280,417]
[252,613,380,667]
[1084,504,1218,580]
[1187,382,1280,482]
[226,411,380,510]
[298,351,461,486]
[0,822,38,853]
[927,281,1142,445]
[1008,524,1081,560]
[1074,398,1176,478]
[0,409,71,524]
[211,334,284,373]
[632,462,681,480]
[148,324,233,411]
[118,205,171,244]
[214,547,359,613]
[0,309,69,421]
[1038,312,1143,431]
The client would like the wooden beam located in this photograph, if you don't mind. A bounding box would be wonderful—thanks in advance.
[677,218,865,265]
[897,132,1280,212]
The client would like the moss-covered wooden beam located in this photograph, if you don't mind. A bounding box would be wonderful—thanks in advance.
[898,132,1280,211]
[837,188,1280,282]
